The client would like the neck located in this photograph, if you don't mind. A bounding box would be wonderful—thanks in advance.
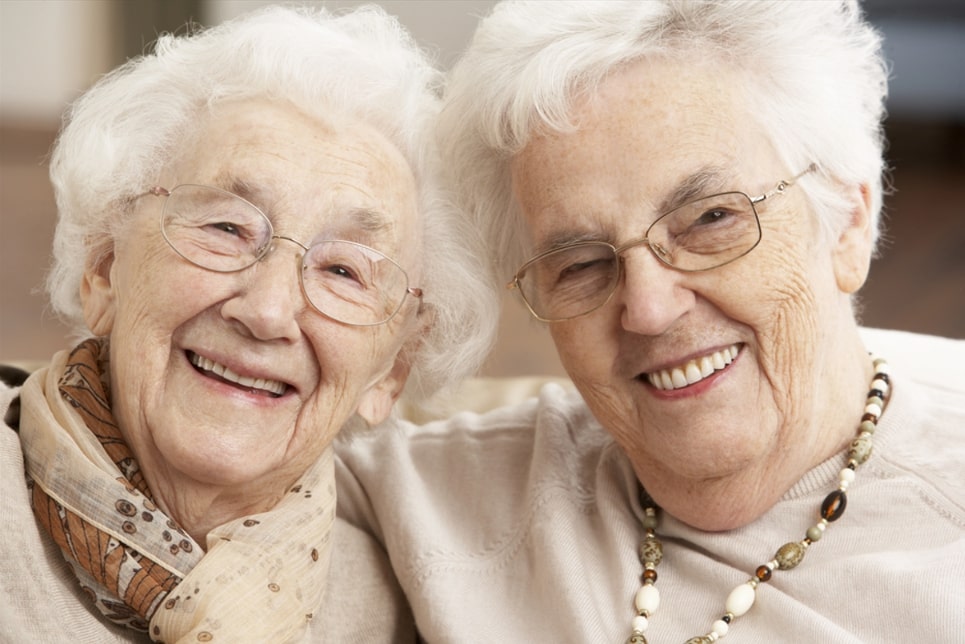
[636,333,875,532]
[143,467,293,546]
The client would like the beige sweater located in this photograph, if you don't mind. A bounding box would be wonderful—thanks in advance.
[331,328,965,642]
[4,327,963,642]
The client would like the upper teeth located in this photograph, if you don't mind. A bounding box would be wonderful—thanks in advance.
[646,344,739,391]
[190,353,287,395]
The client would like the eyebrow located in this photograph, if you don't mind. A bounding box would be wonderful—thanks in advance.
[654,165,731,215]
[531,165,733,255]
[218,175,395,236]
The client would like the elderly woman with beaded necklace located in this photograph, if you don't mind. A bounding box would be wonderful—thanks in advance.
[326,1,965,642]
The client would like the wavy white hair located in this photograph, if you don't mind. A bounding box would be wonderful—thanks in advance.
[47,4,497,405]
[440,0,889,283]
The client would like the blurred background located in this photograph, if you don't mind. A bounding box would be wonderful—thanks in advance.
[1,0,963,376]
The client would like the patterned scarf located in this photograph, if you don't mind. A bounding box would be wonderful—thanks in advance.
[19,339,335,643]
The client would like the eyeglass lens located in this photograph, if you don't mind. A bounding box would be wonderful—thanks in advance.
[517,191,761,320]
[159,184,411,325]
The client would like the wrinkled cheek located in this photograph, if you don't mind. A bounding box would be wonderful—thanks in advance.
[755,285,820,428]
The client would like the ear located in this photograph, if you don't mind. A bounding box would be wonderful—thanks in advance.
[831,182,874,295]
[80,251,117,336]
[356,352,412,426]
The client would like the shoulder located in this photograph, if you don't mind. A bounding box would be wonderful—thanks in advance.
[861,327,965,515]
[334,380,612,537]
[337,380,603,486]
[860,327,965,387]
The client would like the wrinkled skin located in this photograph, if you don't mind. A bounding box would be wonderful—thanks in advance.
[81,99,423,542]
[510,59,875,530]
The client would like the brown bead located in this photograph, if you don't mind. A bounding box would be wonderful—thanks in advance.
[821,490,848,522]
[642,568,658,583]
[755,565,772,582]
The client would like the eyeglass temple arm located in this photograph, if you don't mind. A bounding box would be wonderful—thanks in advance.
[751,163,818,205]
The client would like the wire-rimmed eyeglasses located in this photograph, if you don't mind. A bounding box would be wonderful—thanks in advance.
[147,184,422,326]
[509,165,816,322]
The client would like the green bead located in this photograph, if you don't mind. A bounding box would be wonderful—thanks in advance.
[775,541,807,570]
[638,536,663,566]
[849,434,873,464]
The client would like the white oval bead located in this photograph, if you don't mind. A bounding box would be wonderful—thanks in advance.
[871,378,889,394]
[712,619,730,636]
[632,615,649,632]
[839,468,855,484]
[864,402,882,417]
[634,584,660,614]
[725,582,756,616]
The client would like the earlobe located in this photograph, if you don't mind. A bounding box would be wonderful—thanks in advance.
[356,353,412,426]
[80,253,117,336]
[832,183,874,295]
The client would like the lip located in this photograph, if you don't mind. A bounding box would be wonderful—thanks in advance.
[640,343,742,392]
[186,350,293,398]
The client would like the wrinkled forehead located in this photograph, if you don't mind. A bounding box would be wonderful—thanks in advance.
[162,98,422,260]
[510,58,779,246]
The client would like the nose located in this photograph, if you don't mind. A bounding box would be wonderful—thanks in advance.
[219,240,304,342]
[615,246,695,336]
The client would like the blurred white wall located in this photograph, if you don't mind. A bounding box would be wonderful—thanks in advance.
[0,0,495,128]
[2,1,962,127]
[206,1,494,68]
[0,0,115,126]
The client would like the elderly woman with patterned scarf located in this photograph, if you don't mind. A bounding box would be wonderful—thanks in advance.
[329,1,965,642]
[0,6,494,642]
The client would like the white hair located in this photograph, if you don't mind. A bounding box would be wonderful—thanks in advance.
[47,4,497,404]
[439,0,890,281]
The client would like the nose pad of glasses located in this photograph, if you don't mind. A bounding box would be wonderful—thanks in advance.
[650,241,671,263]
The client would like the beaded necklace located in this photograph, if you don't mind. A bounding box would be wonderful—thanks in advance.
[627,356,890,644]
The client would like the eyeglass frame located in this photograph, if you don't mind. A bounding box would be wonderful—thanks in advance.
[144,184,423,327]
[508,164,817,322]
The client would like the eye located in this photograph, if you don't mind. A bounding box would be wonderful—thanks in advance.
[325,264,362,284]
[209,221,241,235]
[532,244,615,291]
[558,257,608,280]
[207,221,243,236]
[692,208,734,226]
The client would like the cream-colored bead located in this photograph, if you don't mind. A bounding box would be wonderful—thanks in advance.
[632,615,649,632]
[712,619,730,636]
[634,584,660,614]
[725,582,756,617]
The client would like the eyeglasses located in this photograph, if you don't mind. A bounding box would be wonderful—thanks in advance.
[148,184,422,326]
[509,166,816,322]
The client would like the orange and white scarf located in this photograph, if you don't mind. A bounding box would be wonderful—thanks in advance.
[19,339,334,643]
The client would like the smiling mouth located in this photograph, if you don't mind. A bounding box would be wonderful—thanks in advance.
[644,343,741,391]
[188,352,288,397]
